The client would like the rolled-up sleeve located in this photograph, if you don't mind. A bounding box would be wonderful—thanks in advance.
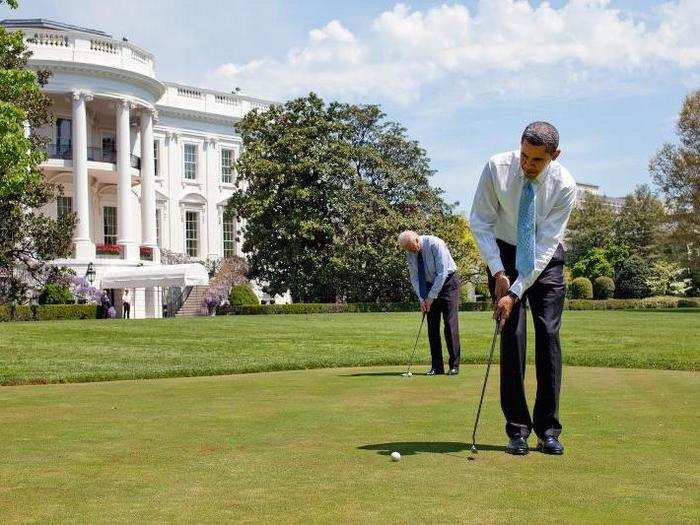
[509,183,577,298]
[470,162,505,276]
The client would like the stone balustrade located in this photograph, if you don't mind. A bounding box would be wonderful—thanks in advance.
[21,28,155,78]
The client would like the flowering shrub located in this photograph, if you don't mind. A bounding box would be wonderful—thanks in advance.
[201,282,230,313]
[107,306,116,319]
[161,249,202,265]
[70,276,103,304]
[140,246,153,261]
[96,244,123,256]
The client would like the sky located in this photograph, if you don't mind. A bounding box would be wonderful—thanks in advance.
[4,0,699,211]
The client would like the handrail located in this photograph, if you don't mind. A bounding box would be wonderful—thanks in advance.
[42,142,141,168]
[162,285,193,317]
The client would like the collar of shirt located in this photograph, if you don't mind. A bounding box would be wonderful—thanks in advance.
[517,164,550,186]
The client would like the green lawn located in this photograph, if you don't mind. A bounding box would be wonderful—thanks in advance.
[1,365,697,523]
[0,310,698,385]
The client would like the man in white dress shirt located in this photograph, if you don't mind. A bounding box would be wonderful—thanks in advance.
[470,122,576,456]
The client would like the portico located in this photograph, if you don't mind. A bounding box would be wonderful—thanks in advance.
[68,90,159,263]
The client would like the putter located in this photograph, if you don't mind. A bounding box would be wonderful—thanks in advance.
[468,318,501,459]
[402,312,426,377]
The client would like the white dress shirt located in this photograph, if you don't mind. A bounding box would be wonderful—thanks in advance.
[405,235,457,300]
[470,150,577,298]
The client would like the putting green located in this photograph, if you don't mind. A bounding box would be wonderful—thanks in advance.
[1,365,697,523]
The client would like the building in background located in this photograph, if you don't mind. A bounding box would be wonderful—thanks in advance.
[1,18,289,317]
[576,182,625,213]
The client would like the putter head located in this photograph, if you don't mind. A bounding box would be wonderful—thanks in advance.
[470,444,478,454]
[402,372,413,377]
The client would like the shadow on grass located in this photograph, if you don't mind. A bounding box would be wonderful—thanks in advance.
[359,441,507,457]
[339,371,412,377]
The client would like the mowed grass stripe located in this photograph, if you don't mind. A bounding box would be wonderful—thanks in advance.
[0,309,698,386]
[0,366,697,523]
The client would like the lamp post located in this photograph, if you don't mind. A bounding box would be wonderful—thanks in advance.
[85,262,96,285]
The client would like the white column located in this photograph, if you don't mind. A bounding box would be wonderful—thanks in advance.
[71,90,95,259]
[205,137,219,259]
[140,108,159,263]
[166,131,180,251]
[116,98,137,260]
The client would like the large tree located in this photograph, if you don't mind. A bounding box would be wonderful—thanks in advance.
[614,184,667,258]
[565,192,617,264]
[649,89,700,275]
[0,15,75,303]
[229,93,477,302]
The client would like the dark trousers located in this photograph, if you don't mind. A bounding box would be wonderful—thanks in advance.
[488,240,566,440]
[426,272,461,372]
[123,302,130,319]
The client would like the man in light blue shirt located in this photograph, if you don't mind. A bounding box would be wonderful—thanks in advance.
[398,231,461,375]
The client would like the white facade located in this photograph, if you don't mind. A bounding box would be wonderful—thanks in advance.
[3,19,275,317]
[575,182,625,212]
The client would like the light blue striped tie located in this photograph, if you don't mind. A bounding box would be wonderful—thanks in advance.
[516,181,536,278]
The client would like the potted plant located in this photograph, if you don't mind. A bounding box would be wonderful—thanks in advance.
[96,244,123,259]
[140,246,154,261]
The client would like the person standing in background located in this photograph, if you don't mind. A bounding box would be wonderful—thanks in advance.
[122,289,131,319]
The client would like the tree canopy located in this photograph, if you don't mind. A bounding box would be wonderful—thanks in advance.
[228,93,479,302]
[0,18,75,303]
[650,89,700,274]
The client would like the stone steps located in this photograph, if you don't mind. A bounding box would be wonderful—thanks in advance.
[174,285,207,317]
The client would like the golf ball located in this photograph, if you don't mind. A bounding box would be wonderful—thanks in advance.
[390,451,401,461]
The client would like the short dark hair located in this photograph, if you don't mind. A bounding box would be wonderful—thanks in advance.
[521,122,559,154]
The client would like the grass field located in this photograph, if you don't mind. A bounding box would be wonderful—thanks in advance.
[1,365,698,523]
[1,310,698,385]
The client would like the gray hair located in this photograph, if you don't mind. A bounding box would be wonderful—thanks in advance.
[521,121,559,154]
[397,230,419,248]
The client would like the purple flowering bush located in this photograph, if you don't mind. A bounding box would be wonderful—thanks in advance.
[201,282,230,314]
[70,277,103,304]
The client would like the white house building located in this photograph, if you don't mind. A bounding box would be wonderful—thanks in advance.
[1,18,277,317]
[575,182,625,212]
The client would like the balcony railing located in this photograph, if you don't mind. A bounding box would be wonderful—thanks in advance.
[43,143,141,169]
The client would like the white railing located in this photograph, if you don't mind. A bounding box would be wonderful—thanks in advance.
[132,49,149,64]
[177,87,203,99]
[90,39,119,54]
[19,27,156,78]
[215,94,239,106]
[28,32,68,47]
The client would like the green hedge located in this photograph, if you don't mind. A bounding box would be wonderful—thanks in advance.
[570,277,593,299]
[217,301,491,315]
[0,304,100,322]
[565,297,700,310]
[229,284,260,306]
[217,297,699,316]
[593,276,616,300]
[38,283,73,305]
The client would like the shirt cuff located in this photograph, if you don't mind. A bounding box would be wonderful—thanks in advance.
[487,258,505,277]
[509,278,525,299]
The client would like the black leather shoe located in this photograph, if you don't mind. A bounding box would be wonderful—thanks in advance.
[537,436,564,455]
[505,437,529,455]
[426,369,445,376]
[447,368,459,375]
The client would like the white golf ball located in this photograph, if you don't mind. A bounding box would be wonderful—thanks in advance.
[390,451,401,461]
